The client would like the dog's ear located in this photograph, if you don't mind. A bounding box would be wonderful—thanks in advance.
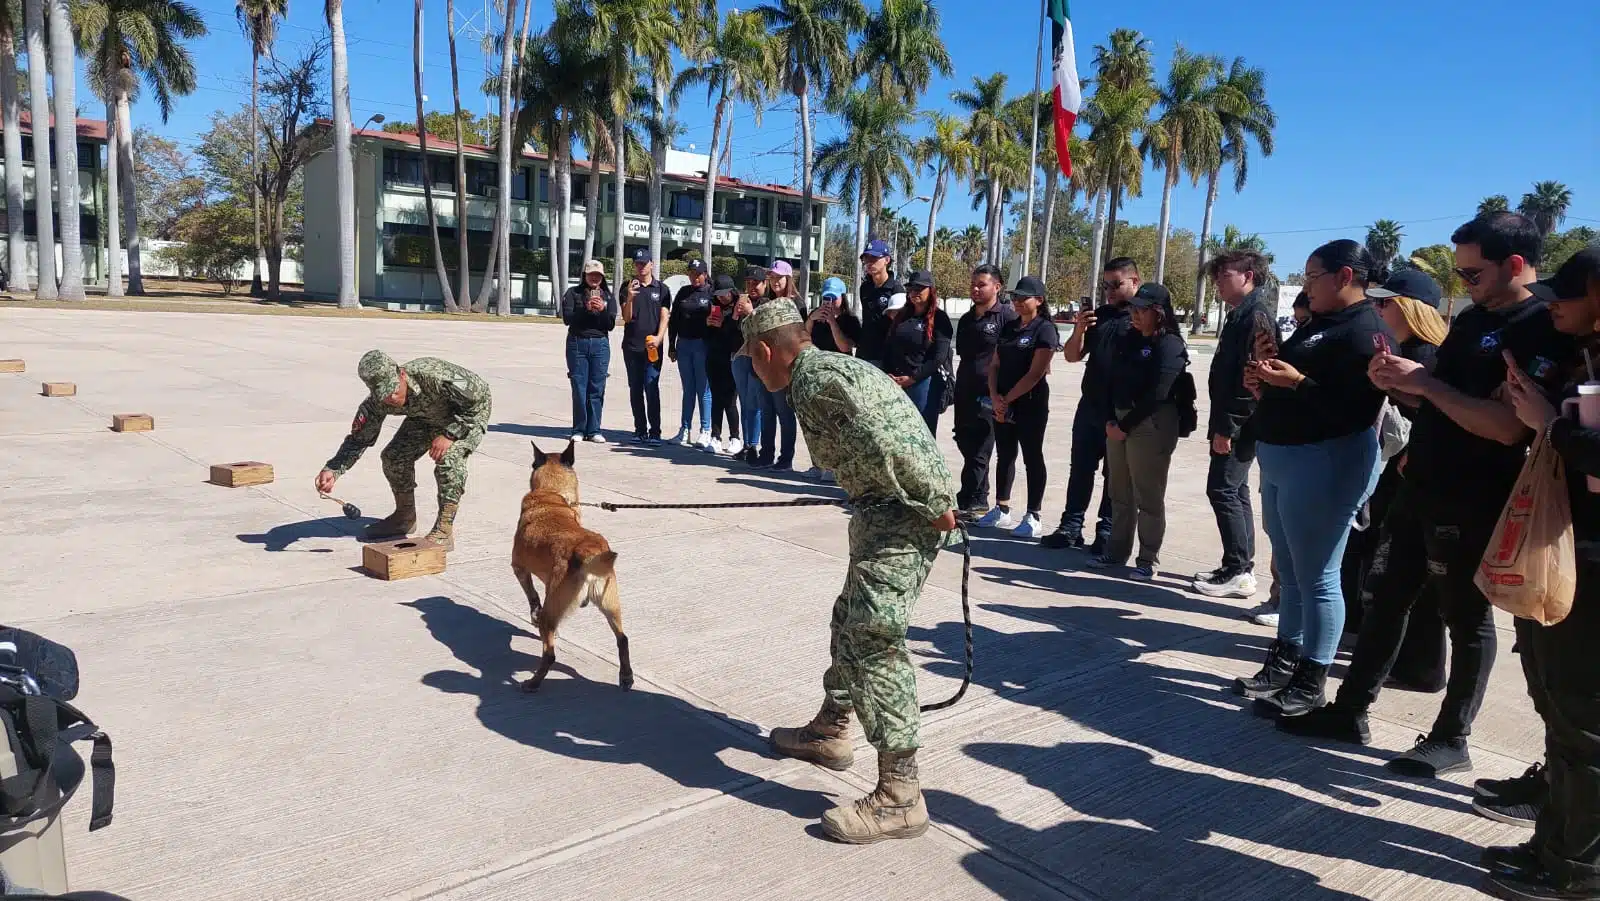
[531,441,546,469]
[560,439,576,467]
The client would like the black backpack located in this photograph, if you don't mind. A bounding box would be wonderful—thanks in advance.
[1171,371,1199,438]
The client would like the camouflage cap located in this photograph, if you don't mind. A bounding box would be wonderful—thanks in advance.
[358,349,401,400]
[741,298,803,344]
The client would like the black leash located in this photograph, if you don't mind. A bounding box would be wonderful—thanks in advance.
[581,496,974,712]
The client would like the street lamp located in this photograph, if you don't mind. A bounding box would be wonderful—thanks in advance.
[890,195,931,273]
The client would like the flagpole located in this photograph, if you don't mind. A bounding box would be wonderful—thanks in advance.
[1021,0,1045,277]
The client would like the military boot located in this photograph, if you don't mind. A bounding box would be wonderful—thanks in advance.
[424,500,459,551]
[363,489,416,540]
[820,750,929,844]
[769,699,854,771]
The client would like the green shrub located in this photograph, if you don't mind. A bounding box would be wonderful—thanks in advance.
[710,255,743,279]
[659,259,688,278]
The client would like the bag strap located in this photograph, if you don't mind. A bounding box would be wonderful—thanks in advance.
[0,694,113,832]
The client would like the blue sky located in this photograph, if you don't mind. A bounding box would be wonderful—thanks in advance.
[116,0,1598,276]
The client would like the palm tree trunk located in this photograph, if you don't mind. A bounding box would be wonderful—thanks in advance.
[47,0,82,300]
[610,96,625,288]
[1154,162,1175,283]
[1192,168,1219,335]
[1102,179,1122,267]
[852,183,865,299]
[414,0,455,308]
[699,92,726,265]
[795,77,813,301]
[1039,170,1057,283]
[328,0,357,308]
[445,0,467,311]
[923,165,944,271]
[492,0,518,316]
[649,73,666,271]
[1088,187,1106,301]
[985,179,999,263]
[249,48,263,295]
[103,97,122,297]
[1,19,29,292]
[582,158,600,263]
[719,116,732,176]
[556,117,572,292]
[23,0,51,298]
[473,214,501,312]
[116,91,143,295]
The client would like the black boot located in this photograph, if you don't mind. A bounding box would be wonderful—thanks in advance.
[1253,658,1329,718]
[1276,700,1372,745]
[1233,639,1301,700]
[1481,843,1541,877]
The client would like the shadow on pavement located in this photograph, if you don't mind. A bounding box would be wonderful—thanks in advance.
[236,516,377,552]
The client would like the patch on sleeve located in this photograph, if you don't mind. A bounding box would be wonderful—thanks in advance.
[350,410,367,435]
[1526,356,1556,381]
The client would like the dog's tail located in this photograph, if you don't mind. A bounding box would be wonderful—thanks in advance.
[565,549,617,609]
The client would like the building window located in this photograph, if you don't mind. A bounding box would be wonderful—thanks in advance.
[722,196,760,227]
[383,149,423,187]
[624,183,650,214]
[812,204,824,227]
[572,174,588,207]
[537,170,549,203]
[778,201,802,230]
[428,156,455,192]
[512,167,529,201]
[466,159,496,196]
[668,192,702,220]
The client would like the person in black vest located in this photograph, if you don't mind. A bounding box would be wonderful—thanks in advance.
[1193,249,1276,599]
[1280,216,1573,782]
[885,269,954,436]
[856,238,903,368]
[561,259,619,442]
[953,264,1017,520]
[1041,257,1137,552]
[1488,247,1600,901]
[1090,284,1190,581]
[620,248,671,446]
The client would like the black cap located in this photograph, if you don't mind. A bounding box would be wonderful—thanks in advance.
[1366,268,1442,308]
[1129,283,1171,308]
[743,265,768,282]
[1527,247,1600,304]
[712,274,738,296]
[907,269,934,289]
[1008,275,1046,299]
[687,259,708,275]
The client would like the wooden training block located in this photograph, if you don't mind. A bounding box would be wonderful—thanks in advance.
[209,461,274,487]
[111,413,154,432]
[0,360,22,373]
[40,382,75,397]
[362,538,447,580]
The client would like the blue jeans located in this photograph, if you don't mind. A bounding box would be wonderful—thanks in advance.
[759,387,797,465]
[675,338,712,433]
[622,349,662,438]
[565,336,610,437]
[902,376,942,437]
[733,355,764,449]
[1257,427,1381,664]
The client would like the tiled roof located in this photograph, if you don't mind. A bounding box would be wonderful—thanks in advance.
[0,112,110,142]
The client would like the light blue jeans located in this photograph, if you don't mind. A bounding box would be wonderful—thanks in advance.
[732,354,764,449]
[1257,427,1382,664]
[675,338,712,434]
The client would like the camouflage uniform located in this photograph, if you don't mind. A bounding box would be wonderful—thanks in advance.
[326,352,493,507]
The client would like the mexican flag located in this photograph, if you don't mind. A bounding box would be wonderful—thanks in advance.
[1049,0,1081,177]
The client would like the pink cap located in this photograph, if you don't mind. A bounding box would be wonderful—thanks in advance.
[769,260,794,277]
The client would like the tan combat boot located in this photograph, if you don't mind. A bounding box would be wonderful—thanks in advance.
[424,500,459,551]
[769,699,855,771]
[363,489,416,540]
[820,750,929,844]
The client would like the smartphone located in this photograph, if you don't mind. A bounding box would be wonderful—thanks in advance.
[1084,294,1097,311]
[1373,333,1392,355]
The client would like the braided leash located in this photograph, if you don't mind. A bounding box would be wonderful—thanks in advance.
[582,496,974,712]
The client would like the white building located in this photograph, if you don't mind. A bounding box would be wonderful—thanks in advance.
[300,123,833,310]
[0,114,111,287]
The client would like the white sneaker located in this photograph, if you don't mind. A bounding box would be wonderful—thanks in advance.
[1244,600,1280,627]
[570,432,583,442]
[727,438,743,456]
[976,507,1018,530]
[676,430,693,447]
[586,434,607,444]
[695,431,712,449]
[1253,611,1280,628]
[1011,513,1043,539]
[1193,570,1258,599]
[707,437,723,454]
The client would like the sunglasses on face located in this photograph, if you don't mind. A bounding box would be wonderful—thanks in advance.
[1453,266,1487,286]
[1100,278,1126,292]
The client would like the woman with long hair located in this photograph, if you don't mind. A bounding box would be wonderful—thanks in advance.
[885,269,954,436]
[1089,284,1190,581]
[977,275,1059,538]
[754,261,805,470]
[1234,239,1392,720]
[561,260,619,442]
[668,261,716,447]
[705,275,744,455]
[730,266,769,463]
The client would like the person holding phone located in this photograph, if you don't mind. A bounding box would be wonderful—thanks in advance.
[668,259,716,447]
[754,261,804,470]
[620,248,671,446]
[705,275,744,455]
[810,276,861,356]
[884,269,954,436]
[731,268,767,464]
[561,259,619,443]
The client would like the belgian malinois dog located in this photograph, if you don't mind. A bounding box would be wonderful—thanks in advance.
[510,440,633,692]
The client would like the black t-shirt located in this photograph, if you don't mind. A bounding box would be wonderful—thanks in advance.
[560,284,619,339]
[955,301,1019,396]
[885,308,954,383]
[1079,302,1131,408]
[621,280,670,354]
[1253,300,1392,446]
[994,314,1062,399]
[811,304,864,354]
[1405,300,1573,509]
[1108,330,1190,431]
[856,274,903,362]
[668,283,713,349]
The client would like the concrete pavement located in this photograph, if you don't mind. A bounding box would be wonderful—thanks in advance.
[0,306,1537,900]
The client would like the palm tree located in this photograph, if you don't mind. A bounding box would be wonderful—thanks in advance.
[912,111,972,269]
[326,0,355,306]
[489,0,525,315]
[954,223,983,267]
[236,0,287,296]
[950,72,1013,264]
[814,89,915,291]
[1409,243,1465,320]
[1365,219,1403,268]
[646,0,713,275]
[442,0,470,309]
[854,0,949,106]
[757,0,863,299]
[1,0,28,292]
[1478,194,1509,217]
[1142,45,1221,284]
[77,0,206,298]
[672,9,774,265]
[1519,180,1573,237]
[23,0,52,297]
[1086,29,1154,265]
[410,0,455,307]
[47,0,85,299]
[1193,55,1273,331]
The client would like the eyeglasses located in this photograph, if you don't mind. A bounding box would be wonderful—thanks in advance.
[1100,278,1126,292]
[1453,266,1486,286]
[1304,270,1332,283]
